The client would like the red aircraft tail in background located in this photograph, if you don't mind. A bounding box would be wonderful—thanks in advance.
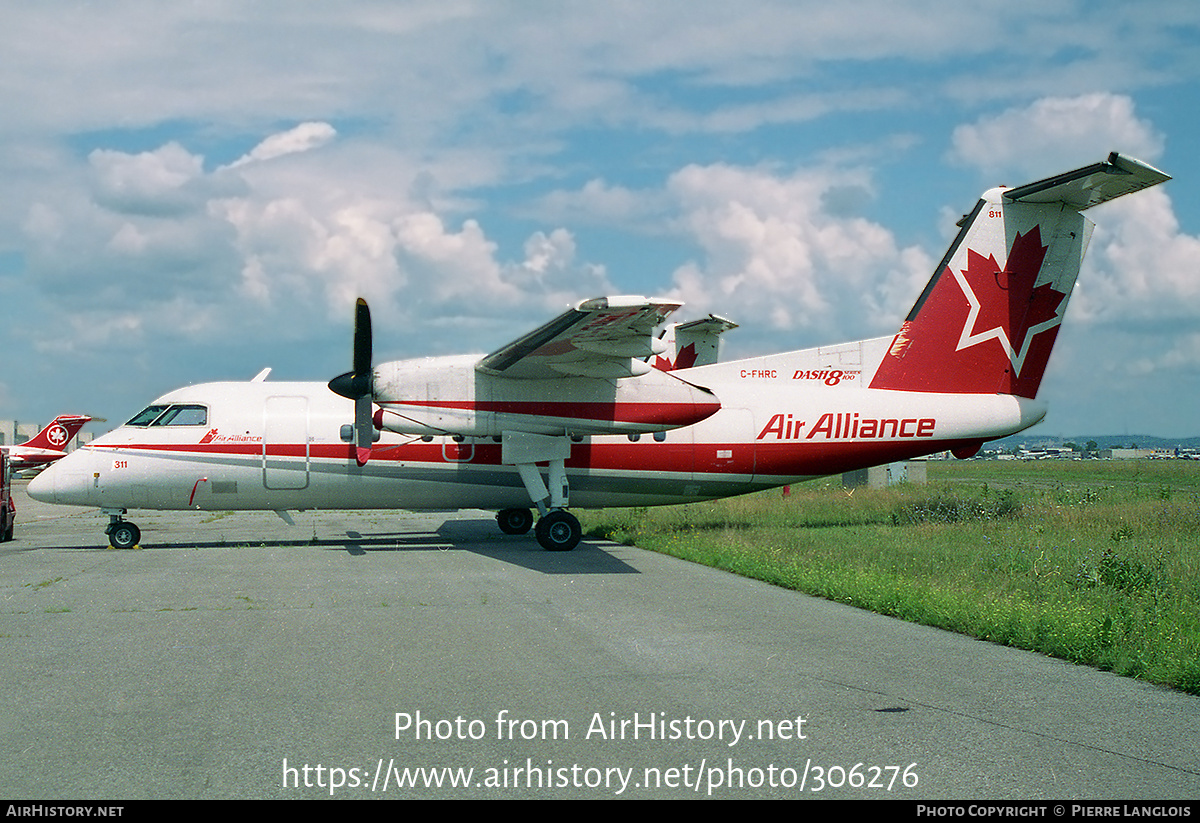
[3,415,93,470]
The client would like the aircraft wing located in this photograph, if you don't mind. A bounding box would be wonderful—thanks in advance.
[476,296,680,379]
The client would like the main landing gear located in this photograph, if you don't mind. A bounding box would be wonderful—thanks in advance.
[534,510,582,551]
[495,431,583,551]
[104,511,141,549]
[496,507,534,535]
[496,506,582,552]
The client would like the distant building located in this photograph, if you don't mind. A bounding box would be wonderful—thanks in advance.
[1100,448,1171,459]
[0,420,38,447]
[843,461,927,489]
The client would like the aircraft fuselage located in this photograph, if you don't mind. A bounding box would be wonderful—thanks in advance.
[30,347,1044,516]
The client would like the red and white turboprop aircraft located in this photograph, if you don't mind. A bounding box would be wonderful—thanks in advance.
[29,153,1170,550]
[2,415,94,471]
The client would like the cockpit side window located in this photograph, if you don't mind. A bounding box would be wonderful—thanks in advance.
[126,404,208,427]
[153,405,208,426]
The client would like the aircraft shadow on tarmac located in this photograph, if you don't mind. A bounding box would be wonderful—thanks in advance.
[336,521,641,574]
[35,518,640,575]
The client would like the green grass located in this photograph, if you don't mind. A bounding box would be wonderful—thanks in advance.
[579,459,1200,694]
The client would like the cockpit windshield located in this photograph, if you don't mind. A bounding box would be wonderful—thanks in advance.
[126,405,169,426]
[126,404,208,427]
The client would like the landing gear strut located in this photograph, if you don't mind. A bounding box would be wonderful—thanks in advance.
[499,431,583,551]
[105,512,140,549]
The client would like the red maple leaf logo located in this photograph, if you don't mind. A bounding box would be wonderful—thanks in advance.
[869,223,1069,398]
[654,342,699,371]
[953,226,1064,373]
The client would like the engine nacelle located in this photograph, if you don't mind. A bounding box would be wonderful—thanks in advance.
[370,354,721,438]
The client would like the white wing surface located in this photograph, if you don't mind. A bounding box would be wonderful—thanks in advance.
[476,296,680,380]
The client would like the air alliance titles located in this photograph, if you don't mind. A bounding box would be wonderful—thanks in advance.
[757,412,936,441]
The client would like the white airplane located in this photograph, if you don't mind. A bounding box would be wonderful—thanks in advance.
[2,414,94,471]
[29,153,1170,551]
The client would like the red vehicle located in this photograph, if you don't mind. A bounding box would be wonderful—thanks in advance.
[1,451,13,542]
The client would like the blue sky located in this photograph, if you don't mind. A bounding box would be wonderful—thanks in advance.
[1,1,1198,438]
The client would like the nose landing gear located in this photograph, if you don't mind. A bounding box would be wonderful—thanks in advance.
[105,511,141,549]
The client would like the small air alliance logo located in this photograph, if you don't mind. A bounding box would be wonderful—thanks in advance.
[46,425,69,447]
[198,428,261,444]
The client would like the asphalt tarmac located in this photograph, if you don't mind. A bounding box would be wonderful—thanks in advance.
[2,479,1198,800]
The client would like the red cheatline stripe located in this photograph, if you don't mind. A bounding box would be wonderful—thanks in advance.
[90,437,979,478]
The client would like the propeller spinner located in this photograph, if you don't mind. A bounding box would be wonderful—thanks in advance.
[328,298,375,466]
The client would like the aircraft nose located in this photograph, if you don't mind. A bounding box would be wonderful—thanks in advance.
[26,464,57,503]
[27,450,96,506]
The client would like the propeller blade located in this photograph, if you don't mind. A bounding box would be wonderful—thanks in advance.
[355,394,373,466]
[328,298,375,400]
[327,297,377,465]
[353,297,372,378]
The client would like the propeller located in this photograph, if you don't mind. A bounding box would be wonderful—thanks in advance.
[328,298,375,466]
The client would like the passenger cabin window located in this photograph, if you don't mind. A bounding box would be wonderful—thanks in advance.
[126,404,208,427]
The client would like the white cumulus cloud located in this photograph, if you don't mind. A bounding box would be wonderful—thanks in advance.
[948,93,1165,178]
[227,122,338,168]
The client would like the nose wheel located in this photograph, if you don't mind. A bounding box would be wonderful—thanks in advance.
[106,514,141,549]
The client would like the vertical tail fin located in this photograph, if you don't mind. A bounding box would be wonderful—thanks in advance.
[23,415,91,450]
[653,314,739,371]
[869,153,1169,398]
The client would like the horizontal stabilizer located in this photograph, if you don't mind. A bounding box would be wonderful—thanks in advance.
[1002,152,1171,211]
